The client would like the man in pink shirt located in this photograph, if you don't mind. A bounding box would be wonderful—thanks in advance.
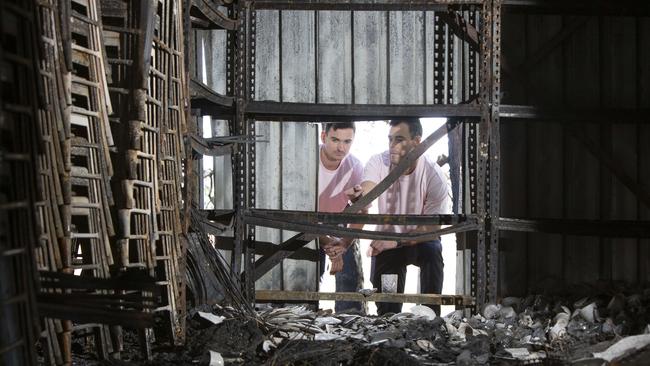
[318,122,365,312]
[348,118,450,316]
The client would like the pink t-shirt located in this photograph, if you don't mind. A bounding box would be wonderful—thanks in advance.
[362,151,450,233]
[318,147,364,213]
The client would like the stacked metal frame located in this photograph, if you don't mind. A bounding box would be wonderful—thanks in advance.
[101,0,187,351]
[33,0,120,363]
[151,0,189,345]
[0,0,41,364]
[33,0,70,363]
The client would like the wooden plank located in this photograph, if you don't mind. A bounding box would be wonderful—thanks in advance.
[255,290,474,306]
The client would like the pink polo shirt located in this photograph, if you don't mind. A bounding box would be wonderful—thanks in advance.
[362,151,451,233]
[318,147,364,213]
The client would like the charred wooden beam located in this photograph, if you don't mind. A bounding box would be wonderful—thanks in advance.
[497,218,650,238]
[255,290,475,306]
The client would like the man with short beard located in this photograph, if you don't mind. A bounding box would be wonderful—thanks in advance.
[318,122,364,313]
[347,118,450,316]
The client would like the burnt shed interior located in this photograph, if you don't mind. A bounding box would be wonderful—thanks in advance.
[1,0,650,365]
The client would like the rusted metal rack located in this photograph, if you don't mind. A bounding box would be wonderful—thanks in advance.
[195,0,650,310]
[34,0,74,363]
[102,0,189,353]
[190,0,492,309]
[0,0,42,364]
[32,0,122,363]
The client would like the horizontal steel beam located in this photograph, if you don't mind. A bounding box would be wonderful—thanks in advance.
[197,101,650,123]
[499,105,650,123]
[246,101,482,121]
[245,215,478,241]
[253,0,483,11]
[247,209,474,226]
[256,290,475,306]
[497,217,650,238]
[502,0,650,16]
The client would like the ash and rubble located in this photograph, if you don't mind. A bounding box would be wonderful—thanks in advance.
[77,283,650,365]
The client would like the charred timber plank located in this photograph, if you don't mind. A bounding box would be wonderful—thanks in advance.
[214,236,319,262]
[246,101,481,121]
[497,218,650,238]
[502,0,650,16]
[37,302,155,328]
[39,271,158,292]
[499,105,650,123]
[253,234,312,281]
[255,290,475,306]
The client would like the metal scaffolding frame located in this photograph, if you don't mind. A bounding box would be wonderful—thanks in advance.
[191,0,491,308]
[190,0,650,310]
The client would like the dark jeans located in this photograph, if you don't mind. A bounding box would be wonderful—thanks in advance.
[319,242,362,312]
[370,240,444,316]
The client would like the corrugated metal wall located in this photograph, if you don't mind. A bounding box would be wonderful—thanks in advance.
[500,14,650,296]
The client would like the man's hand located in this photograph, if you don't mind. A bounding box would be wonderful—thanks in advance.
[329,255,344,275]
[367,240,398,257]
[344,184,364,203]
[320,236,350,258]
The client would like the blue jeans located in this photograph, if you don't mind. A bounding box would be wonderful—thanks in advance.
[319,242,362,312]
[370,240,444,316]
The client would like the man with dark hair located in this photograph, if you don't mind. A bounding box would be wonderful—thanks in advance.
[347,118,450,316]
[318,122,364,312]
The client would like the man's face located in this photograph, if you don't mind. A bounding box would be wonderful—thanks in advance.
[321,127,354,162]
[388,123,421,165]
